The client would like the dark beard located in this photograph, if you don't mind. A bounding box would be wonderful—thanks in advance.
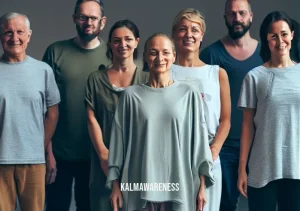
[76,24,100,42]
[225,20,252,40]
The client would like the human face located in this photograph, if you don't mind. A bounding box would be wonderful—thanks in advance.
[73,1,106,41]
[0,15,31,62]
[110,27,139,60]
[224,0,252,39]
[173,18,203,53]
[145,36,176,74]
[267,20,294,58]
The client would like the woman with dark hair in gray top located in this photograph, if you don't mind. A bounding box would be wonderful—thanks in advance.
[238,11,300,211]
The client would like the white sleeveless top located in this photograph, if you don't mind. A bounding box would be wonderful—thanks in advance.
[171,64,221,144]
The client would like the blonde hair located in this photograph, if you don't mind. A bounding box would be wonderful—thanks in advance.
[172,8,206,36]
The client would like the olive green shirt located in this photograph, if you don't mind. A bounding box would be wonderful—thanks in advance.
[85,67,149,193]
[43,38,111,161]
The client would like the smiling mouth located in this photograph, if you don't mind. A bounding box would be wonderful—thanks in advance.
[183,40,194,45]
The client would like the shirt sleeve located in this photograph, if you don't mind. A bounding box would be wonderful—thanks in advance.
[105,92,128,190]
[191,89,215,188]
[238,73,257,109]
[45,67,61,107]
[85,73,96,110]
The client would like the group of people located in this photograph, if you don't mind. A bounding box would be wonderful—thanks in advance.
[0,0,299,211]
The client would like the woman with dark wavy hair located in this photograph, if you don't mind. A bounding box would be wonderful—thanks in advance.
[238,11,300,211]
[85,19,148,211]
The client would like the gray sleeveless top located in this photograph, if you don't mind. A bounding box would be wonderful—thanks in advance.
[171,64,221,144]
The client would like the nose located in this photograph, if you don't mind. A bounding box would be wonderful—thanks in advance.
[276,35,283,44]
[185,29,192,37]
[233,13,242,22]
[157,52,164,61]
[120,39,126,47]
[11,32,19,42]
[86,17,93,25]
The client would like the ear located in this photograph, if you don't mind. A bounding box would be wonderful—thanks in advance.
[291,31,294,40]
[135,38,140,48]
[27,29,32,43]
[172,51,176,63]
[249,11,253,22]
[72,14,77,24]
[100,16,107,30]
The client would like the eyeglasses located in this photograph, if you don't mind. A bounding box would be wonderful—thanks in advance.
[76,14,101,22]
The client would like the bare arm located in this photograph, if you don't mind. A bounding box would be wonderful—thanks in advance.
[239,108,255,172]
[44,104,59,150]
[86,105,109,175]
[237,108,255,197]
[210,68,231,160]
[197,175,207,211]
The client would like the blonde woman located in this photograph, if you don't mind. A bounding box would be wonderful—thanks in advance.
[171,8,231,211]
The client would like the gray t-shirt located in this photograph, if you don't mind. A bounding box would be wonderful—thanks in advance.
[238,64,300,188]
[106,81,214,211]
[0,56,60,164]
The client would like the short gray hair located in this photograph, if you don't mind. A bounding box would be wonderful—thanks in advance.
[0,12,31,33]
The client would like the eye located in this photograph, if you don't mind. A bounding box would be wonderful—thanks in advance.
[192,28,200,33]
[149,51,157,56]
[282,33,288,37]
[112,39,120,44]
[17,30,25,35]
[239,11,247,16]
[91,17,98,21]
[179,27,186,31]
[126,38,133,41]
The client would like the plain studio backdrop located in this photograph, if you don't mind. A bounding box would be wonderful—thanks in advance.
[0,0,299,60]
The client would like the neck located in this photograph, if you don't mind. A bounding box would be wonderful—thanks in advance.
[111,57,136,72]
[74,36,100,49]
[176,50,201,67]
[224,32,252,47]
[148,71,173,88]
[269,55,294,68]
[2,53,27,63]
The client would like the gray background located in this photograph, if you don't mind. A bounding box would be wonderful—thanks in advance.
[0,0,299,59]
[1,0,298,210]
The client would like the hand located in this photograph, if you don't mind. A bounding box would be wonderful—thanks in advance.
[100,148,109,176]
[111,180,123,211]
[46,151,57,184]
[237,170,248,198]
[210,144,221,161]
[197,185,207,211]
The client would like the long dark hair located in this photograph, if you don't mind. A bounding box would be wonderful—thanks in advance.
[106,19,140,61]
[260,11,299,62]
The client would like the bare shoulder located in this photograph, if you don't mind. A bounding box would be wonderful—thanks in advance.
[218,67,228,81]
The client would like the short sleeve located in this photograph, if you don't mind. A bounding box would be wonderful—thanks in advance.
[45,67,61,107]
[238,73,257,109]
[85,72,96,110]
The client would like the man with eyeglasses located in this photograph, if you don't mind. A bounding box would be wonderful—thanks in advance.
[43,0,110,210]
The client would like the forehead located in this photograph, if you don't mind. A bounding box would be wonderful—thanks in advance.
[268,20,291,33]
[78,1,101,16]
[148,36,173,50]
[226,0,249,12]
[179,18,201,27]
[112,27,134,37]
[1,16,27,31]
